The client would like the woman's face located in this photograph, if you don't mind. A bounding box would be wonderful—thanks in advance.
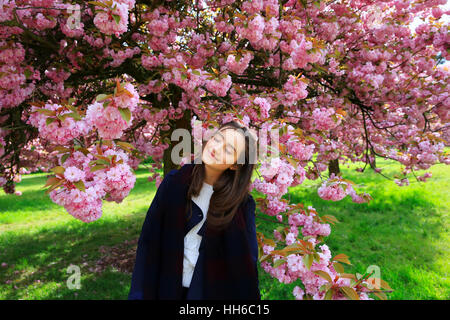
[202,128,246,170]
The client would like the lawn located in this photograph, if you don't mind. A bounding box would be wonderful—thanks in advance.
[0,157,448,300]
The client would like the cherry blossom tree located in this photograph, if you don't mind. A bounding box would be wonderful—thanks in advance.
[1,0,449,299]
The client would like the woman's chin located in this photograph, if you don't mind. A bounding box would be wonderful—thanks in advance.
[202,154,215,165]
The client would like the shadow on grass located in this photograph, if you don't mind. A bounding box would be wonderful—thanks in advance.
[0,169,160,299]
[0,211,146,299]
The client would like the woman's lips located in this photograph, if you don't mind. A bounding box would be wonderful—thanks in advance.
[210,150,216,160]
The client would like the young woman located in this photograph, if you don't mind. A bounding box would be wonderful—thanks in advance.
[128,120,260,300]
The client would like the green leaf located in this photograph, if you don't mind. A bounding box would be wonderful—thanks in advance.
[46,117,56,126]
[333,262,344,274]
[118,107,131,123]
[88,1,109,8]
[112,14,120,25]
[24,69,32,79]
[66,112,82,121]
[61,153,70,165]
[96,159,110,166]
[303,254,313,270]
[305,135,318,143]
[116,141,135,150]
[313,253,321,262]
[339,273,357,280]
[96,94,110,102]
[51,166,65,176]
[273,259,286,268]
[73,180,86,192]
[324,288,334,300]
[313,270,332,283]
[90,164,107,172]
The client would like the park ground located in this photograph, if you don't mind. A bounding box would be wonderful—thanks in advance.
[0,156,448,300]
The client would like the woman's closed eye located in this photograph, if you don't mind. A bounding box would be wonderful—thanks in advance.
[214,135,233,155]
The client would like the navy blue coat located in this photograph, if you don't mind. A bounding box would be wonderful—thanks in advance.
[128,163,260,300]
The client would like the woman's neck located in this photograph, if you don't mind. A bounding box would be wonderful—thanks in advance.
[203,164,223,185]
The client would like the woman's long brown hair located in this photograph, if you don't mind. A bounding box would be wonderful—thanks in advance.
[185,120,257,232]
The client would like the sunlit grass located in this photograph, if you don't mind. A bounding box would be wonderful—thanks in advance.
[0,157,448,300]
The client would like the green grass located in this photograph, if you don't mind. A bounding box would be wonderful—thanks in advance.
[0,158,448,300]
[255,157,449,300]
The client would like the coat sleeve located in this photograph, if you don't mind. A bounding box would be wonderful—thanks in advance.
[244,194,260,292]
[128,170,175,300]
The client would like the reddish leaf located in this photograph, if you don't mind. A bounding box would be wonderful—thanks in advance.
[340,286,359,300]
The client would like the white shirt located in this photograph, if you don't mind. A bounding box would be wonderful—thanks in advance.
[182,181,214,288]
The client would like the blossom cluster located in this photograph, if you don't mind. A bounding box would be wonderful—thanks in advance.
[86,82,139,139]
[252,156,307,217]
[312,107,341,131]
[280,75,309,107]
[261,205,372,300]
[0,41,36,110]
[225,52,254,75]
[317,173,351,201]
[93,0,134,37]
[205,75,232,97]
[50,145,136,223]
[27,103,91,145]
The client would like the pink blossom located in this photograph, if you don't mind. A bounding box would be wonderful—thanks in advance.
[317,180,348,201]
[85,102,130,140]
[253,97,272,119]
[93,1,130,36]
[293,286,305,300]
[281,75,309,106]
[312,107,340,131]
[64,166,86,182]
[205,75,232,97]
[27,103,91,145]
[225,52,253,75]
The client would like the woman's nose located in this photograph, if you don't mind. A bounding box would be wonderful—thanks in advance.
[213,146,221,157]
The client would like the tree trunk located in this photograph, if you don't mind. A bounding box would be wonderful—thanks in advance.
[369,149,377,170]
[328,158,340,176]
